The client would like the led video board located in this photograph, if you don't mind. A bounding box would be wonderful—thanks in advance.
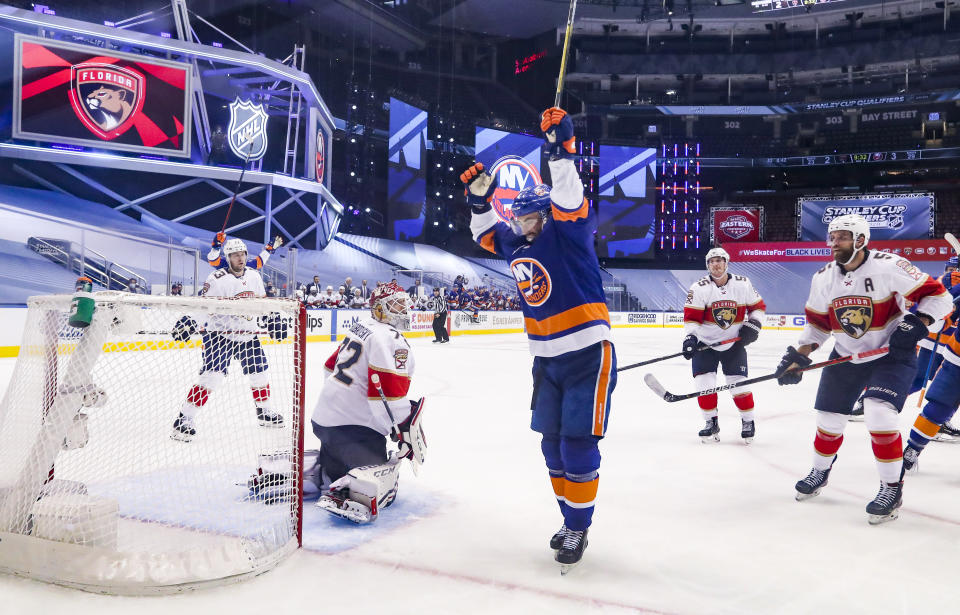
[13,34,192,157]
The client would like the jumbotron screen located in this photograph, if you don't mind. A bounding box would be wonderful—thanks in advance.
[13,34,192,157]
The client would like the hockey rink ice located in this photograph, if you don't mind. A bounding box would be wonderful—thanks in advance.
[2,327,960,615]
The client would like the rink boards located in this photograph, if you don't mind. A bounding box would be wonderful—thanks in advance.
[0,306,806,357]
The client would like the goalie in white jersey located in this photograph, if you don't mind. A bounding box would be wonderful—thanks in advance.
[309,282,426,524]
[683,247,766,443]
[170,239,287,442]
[775,214,951,524]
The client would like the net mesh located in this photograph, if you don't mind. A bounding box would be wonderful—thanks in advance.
[0,292,304,593]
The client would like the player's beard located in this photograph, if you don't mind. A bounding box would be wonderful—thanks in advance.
[832,246,855,265]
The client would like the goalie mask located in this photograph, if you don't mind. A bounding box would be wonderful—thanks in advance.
[370,282,412,330]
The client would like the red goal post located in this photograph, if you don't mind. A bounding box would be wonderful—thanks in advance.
[0,292,306,594]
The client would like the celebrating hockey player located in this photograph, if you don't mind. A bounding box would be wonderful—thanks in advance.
[208,231,283,271]
[682,247,766,443]
[909,256,959,395]
[775,214,952,524]
[310,281,426,524]
[459,107,616,572]
[171,238,286,441]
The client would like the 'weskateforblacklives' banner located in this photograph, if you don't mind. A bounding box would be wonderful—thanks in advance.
[598,145,657,259]
[799,194,934,241]
[387,98,428,241]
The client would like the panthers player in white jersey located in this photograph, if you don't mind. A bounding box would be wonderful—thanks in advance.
[776,214,952,524]
[683,247,766,443]
[170,238,287,441]
[309,282,426,524]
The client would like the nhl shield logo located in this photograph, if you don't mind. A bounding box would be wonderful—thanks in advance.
[228,98,269,161]
[711,300,738,329]
[490,156,543,223]
[832,296,873,339]
[68,63,144,140]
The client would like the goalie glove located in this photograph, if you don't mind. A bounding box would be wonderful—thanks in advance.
[459,162,495,214]
[391,397,427,471]
[264,235,284,253]
[540,107,576,160]
[172,315,198,342]
[211,232,226,249]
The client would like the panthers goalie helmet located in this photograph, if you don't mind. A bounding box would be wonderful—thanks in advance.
[370,282,412,331]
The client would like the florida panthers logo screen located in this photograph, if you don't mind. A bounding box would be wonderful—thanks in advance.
[14,35,192,157]
[710,300,739,329]
[511,258,552,307]
[832,296,874,339]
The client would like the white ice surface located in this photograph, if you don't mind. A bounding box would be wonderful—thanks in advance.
[2,328,960,615]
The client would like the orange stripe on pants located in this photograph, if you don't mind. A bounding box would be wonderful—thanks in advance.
[593,341,613,437]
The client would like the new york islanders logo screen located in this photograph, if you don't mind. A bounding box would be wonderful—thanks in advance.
[490,156,543,223]
[511,258,552,307]
[14,35,192,157]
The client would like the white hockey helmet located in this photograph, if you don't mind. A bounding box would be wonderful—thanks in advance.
[705,247,730,278]
[370,282,412,331]
[223,238,247,257]
[827,214,870,265]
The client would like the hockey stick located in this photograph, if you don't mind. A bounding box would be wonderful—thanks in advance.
[644,346,890,403]
[370,373,419,475]
[617,336,741,373]
[220,139,255,233]
[945,232,960,255]
[554,0,579,107]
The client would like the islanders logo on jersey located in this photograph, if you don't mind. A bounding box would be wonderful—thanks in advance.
[511,257,552,307]
[711,300,738,329]
[490,156,543,223]
[832,296,873,338]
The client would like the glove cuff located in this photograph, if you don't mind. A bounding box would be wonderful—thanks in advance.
[467,192,492,214]
[545,143,574,161]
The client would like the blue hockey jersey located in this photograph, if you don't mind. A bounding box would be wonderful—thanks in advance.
[471,158,611,357]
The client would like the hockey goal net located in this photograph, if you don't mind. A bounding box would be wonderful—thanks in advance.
[0,292,306,594]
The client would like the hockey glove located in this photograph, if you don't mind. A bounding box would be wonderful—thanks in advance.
[264,235,284,253]
[261,312,289,341]
[740,318,762,346]
[889,313,929,362]
[172,315,198,342]
[540,107,576,160]
[211,232,226,249]
[681,334,699,360]
[459,162,495,214]
[775,346,812,385]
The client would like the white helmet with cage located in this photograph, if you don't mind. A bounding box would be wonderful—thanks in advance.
[827,214,870,265]
[370,282,413,331]
[705,247,730,278]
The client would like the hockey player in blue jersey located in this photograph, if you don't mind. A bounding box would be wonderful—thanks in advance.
[208,231,284,271]
[460,107,616,573]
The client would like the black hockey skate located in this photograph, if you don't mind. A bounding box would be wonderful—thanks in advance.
[901,446,920,478]
[256,407,285,428]
[866,480,903,525]
[550,524,567,550]
[556,528,588,575]
[741,419,755,444]
[795,456,836,501]
[699,416,719,443]
[934,421,960,443]
[170,413,196,442]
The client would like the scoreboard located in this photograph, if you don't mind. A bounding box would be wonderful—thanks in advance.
[751,0,846,12]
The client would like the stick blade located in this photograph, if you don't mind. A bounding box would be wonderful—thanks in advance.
[945,232,960,255]
[643,373,669,400]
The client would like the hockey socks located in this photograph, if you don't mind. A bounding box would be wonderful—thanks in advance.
[905,399,958,466]
[541,435,601,532]
[733,392,756,422]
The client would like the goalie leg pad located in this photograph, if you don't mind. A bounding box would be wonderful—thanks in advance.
[312,422,388,484]
[317,456,402,524]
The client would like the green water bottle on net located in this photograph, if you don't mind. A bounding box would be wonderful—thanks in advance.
[68,277,95,328]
